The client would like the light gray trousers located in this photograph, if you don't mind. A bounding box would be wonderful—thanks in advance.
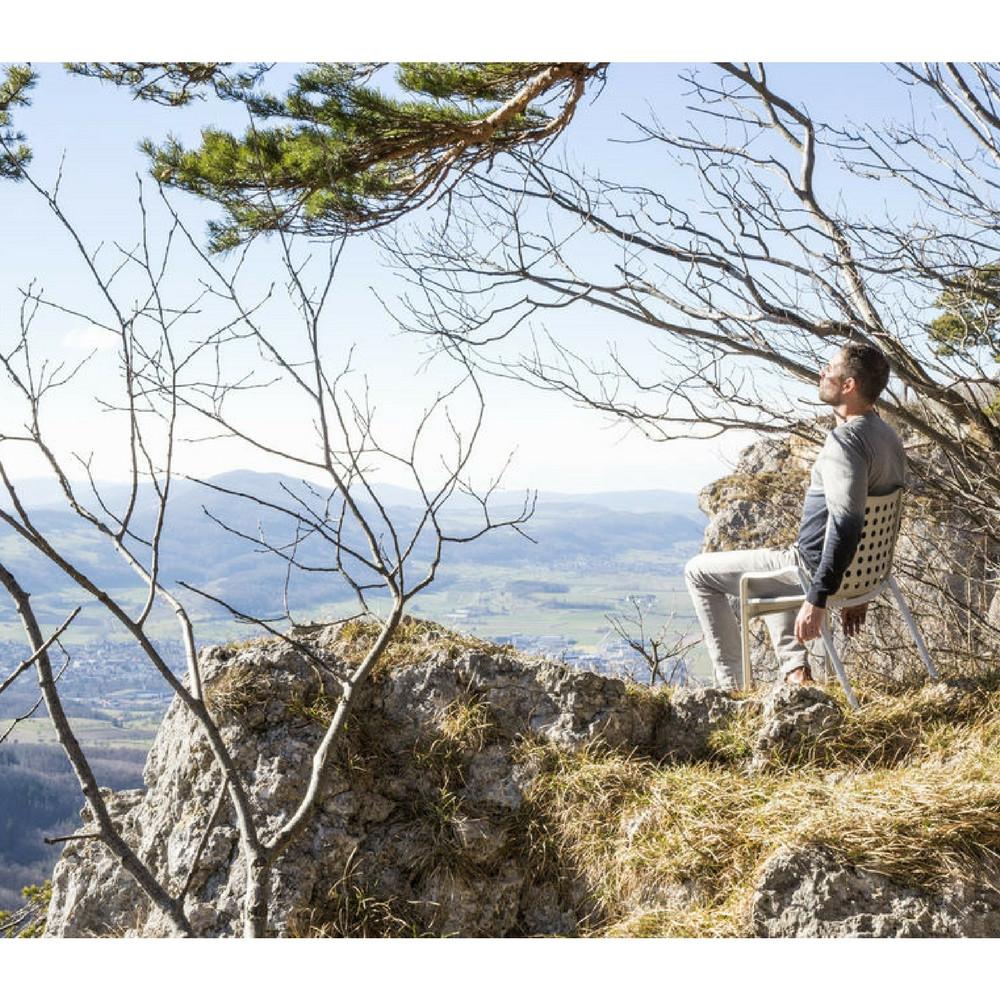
[684,546,810,690]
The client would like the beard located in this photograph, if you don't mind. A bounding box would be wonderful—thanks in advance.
[818,381,841,406]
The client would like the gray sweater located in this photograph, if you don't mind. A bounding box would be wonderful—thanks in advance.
[795,411,906,607]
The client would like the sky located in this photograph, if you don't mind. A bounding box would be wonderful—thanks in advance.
[0,60,946,498]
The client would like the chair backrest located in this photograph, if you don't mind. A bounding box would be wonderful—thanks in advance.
[833,488,904,602]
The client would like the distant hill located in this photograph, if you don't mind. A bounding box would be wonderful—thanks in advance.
[525,489,704,518]
[0,472,706,634]
[4,473,704,519]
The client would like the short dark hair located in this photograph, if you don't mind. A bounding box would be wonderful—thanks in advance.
[840,343,891,403]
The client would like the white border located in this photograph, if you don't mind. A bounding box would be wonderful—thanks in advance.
[3,1,1000,61]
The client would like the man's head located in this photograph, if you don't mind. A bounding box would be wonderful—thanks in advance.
[818,343,891,409]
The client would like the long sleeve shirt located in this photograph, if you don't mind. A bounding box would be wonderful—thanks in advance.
[795,411,906,607]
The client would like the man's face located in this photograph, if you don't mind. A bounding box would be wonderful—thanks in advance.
[818,351,850,405]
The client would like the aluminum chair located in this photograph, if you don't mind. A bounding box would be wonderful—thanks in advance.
[738,488,937,708]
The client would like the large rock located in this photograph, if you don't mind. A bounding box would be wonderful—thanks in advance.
[44,628,739,938]
[752,846,1000,937]
[657,687,742,761]
[697,436,814,556]
[751,685,842,770]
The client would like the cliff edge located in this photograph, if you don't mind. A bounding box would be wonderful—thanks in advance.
[44,619,1000,938]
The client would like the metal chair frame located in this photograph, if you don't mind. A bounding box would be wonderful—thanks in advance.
[738,488,937,709]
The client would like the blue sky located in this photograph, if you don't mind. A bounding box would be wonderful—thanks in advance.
[0,63,937,494]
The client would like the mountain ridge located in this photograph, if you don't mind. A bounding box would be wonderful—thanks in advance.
[4,471,706,519]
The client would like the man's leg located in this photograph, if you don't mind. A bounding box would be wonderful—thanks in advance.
[684,547,809,689]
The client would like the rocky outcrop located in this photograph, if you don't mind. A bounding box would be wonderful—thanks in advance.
[44,627,739,938]
[42,625,1000,938]
[752,847,1000,937]
[751,685,843,771]
[698,435,812,555]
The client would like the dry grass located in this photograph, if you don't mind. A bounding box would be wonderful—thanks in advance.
[336,615,514,678]
[520,677,1000,937]
[437,693,495,752]
[204,615,510,728]
[396,692,508,880]
[203,661,278,721]
[288,851,432,938]
[802,681,988,769]
[709,676,993,771]
[287,690,336,729]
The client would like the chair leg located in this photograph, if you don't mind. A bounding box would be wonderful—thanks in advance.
[819,620,859,709]
[887,577,939,681]
[739,578,753,691]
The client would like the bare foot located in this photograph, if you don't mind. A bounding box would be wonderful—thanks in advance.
[784,664,814,686]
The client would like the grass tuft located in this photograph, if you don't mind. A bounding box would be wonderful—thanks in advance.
[203,661,277,721]
[288,851,432,938]
[518,671,1000,936]
[335,615,515,678]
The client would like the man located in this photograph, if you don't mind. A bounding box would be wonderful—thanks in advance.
[684,343,906,689]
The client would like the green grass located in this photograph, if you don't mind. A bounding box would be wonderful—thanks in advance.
[296,569,709,675]
[0,715,158,749]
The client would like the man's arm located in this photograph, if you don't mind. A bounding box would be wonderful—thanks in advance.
[795,600,869,644]
[794,601,825,642]
[805,432,869,608]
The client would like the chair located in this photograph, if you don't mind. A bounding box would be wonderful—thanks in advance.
[738,488,937,708]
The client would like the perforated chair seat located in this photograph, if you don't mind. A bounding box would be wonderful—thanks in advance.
[738,488,937,708]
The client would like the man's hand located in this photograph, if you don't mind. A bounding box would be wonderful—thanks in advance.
[794,601,826,643]
[840,602,869,638]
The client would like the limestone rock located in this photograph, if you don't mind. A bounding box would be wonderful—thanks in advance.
[752,685,842,770]
[43,630,736,938]
[656,687,741,761]
[752,846,1000,937]
[518,882,579,936]
[697,437,812,555]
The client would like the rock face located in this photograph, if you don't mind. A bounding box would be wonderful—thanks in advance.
[752,847,1000,937]
[697,435,812,556]
[751,685,843,770]
[44,629,739,938]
